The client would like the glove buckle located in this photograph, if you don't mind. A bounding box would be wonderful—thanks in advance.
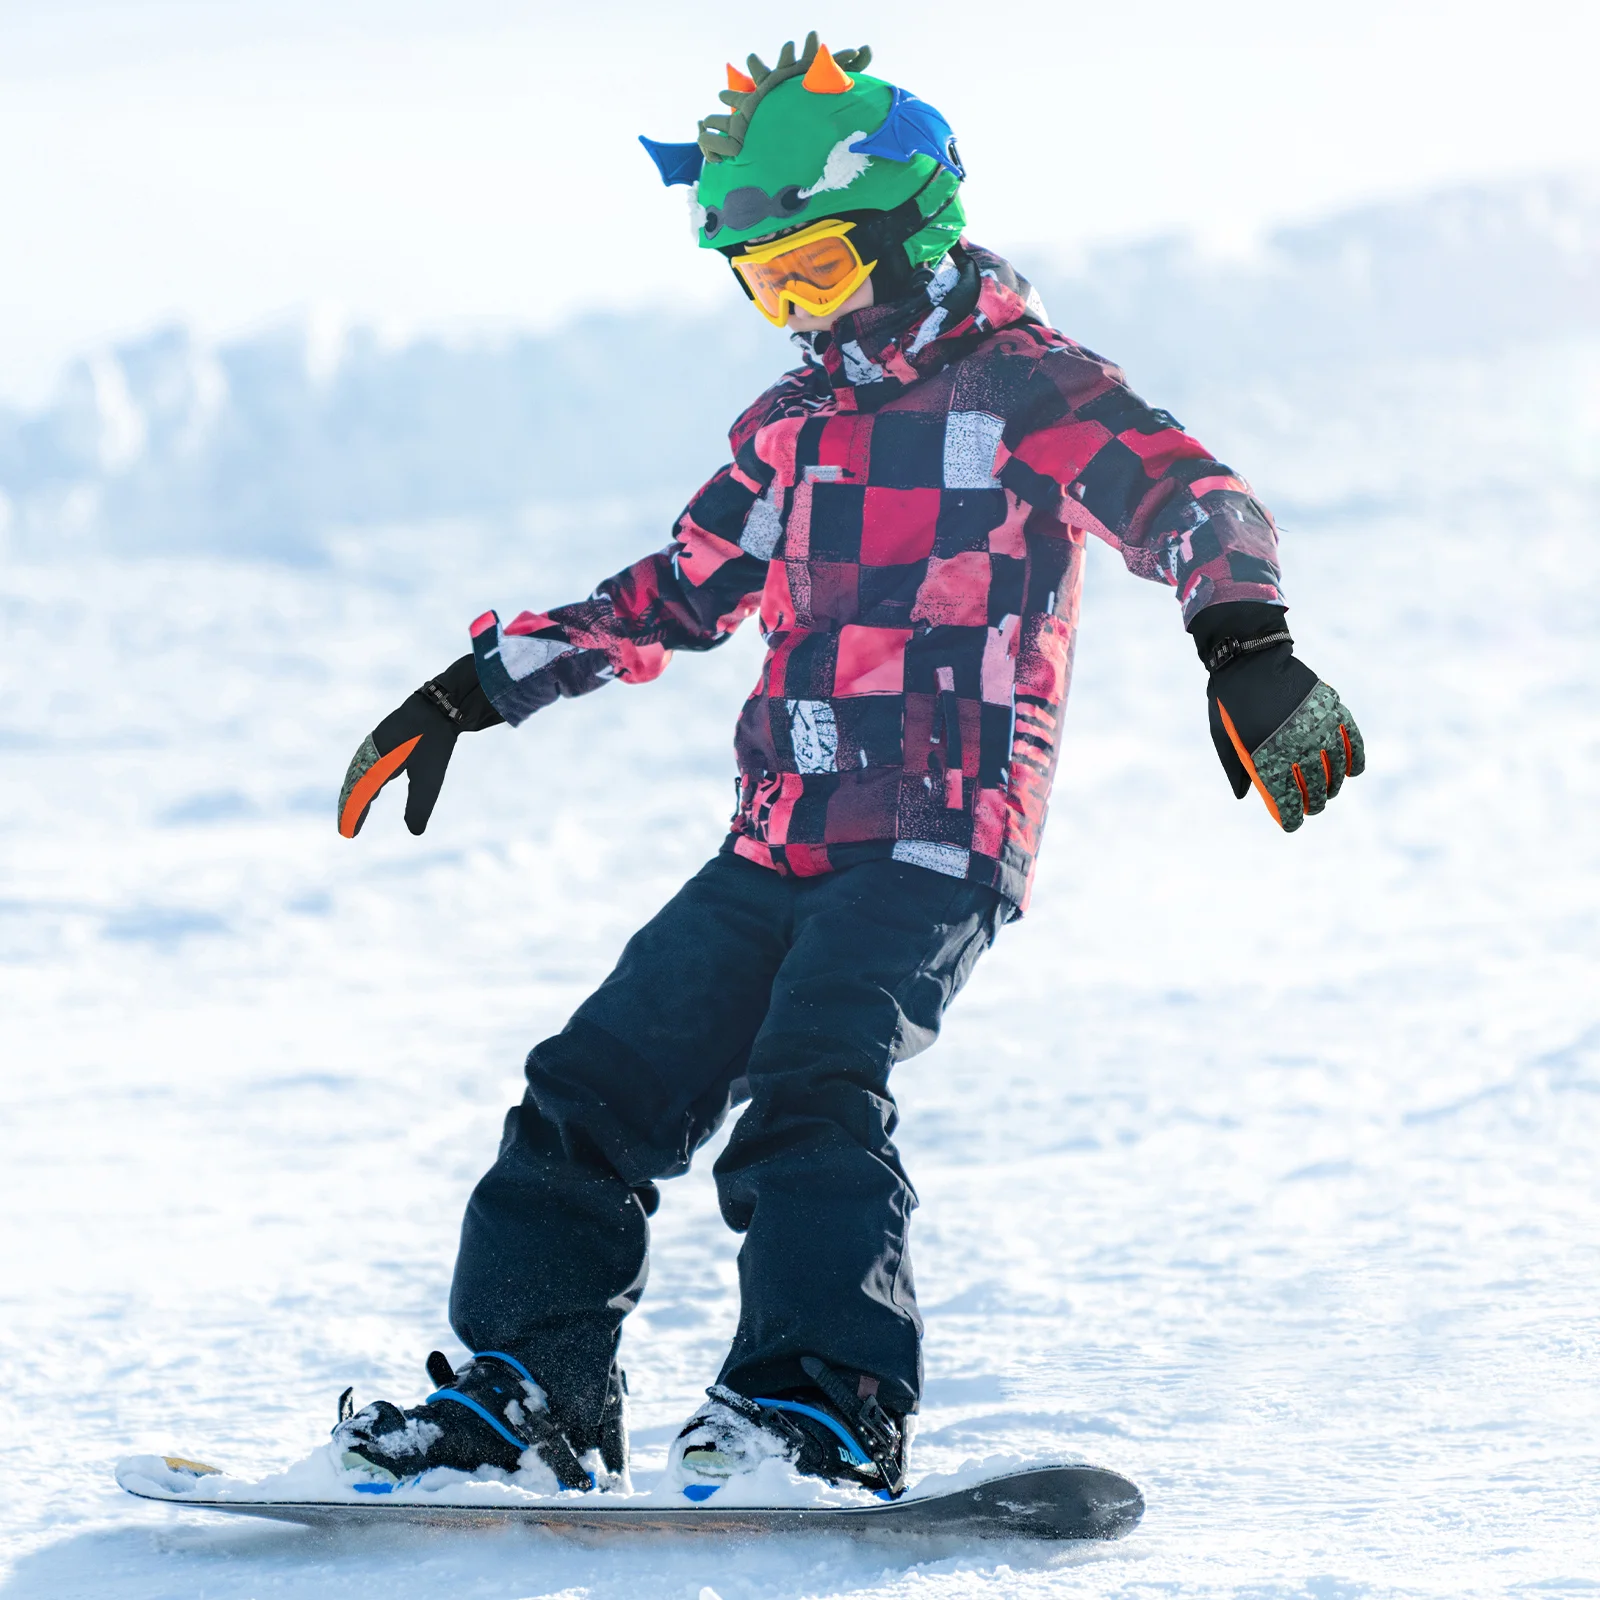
[419,679,465,723]
[1204,629,1293,674]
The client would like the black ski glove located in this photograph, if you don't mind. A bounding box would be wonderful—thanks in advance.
[1190,602,1365,833]
[337,654,503,838]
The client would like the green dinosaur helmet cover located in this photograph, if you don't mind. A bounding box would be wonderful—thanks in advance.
[688,35,966,271]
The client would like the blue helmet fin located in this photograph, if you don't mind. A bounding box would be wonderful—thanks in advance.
[849,88,965,179]
[638,136,705,188]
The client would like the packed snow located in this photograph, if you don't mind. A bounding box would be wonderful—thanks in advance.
[1,180,1598,1597]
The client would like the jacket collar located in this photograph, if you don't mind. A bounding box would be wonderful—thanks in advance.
[795,243,1043,411]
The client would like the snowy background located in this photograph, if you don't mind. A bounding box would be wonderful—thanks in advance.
[3,3,1600,1594]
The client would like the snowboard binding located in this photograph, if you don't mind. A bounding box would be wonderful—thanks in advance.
[333,1350,626,1492]
[670,1355,907,1501]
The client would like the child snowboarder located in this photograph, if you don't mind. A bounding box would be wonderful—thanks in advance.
[333,34,1364,1500]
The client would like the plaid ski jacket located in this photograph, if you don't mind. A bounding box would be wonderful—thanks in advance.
[472,245,1284,910]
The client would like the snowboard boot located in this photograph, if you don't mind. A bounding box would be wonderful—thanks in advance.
[332,1350,625,1491]
[668,1356,907,1501]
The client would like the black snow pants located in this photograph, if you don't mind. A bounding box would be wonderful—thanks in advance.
[448,851,1004,1448]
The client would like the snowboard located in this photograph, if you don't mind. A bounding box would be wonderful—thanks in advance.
[118,1454,1144,1542]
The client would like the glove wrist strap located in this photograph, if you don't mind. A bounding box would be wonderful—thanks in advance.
[1204,630,1293,675]
[418,679,465,724]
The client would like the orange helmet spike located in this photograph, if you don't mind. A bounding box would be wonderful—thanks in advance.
[725,62,757,93]
[801,43,853,95]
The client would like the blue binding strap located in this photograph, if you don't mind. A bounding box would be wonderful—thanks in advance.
[753,1397,872,1467]
[473,1350,536,1384]
[427,1390,529,1455]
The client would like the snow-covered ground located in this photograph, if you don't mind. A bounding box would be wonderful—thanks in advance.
[3,192,1599,1596]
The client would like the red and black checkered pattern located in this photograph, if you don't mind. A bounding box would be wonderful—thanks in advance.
[472,245,1284,910]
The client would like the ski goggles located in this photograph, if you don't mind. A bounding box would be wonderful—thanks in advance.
[729,219,877,329]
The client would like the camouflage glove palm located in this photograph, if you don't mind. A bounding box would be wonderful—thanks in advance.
[1192,604,1365,833]
[338,654,503,838]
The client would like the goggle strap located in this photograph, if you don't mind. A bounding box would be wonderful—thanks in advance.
[721,166,960,318]
[717,166,951,262]
[840,173,958,283]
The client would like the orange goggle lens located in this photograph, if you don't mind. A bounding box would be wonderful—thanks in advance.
[731,222,876,328]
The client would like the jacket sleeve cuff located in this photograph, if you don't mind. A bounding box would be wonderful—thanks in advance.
[470,610,582,727]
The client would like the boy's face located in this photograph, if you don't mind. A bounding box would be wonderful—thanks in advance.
[784,276,875,332]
